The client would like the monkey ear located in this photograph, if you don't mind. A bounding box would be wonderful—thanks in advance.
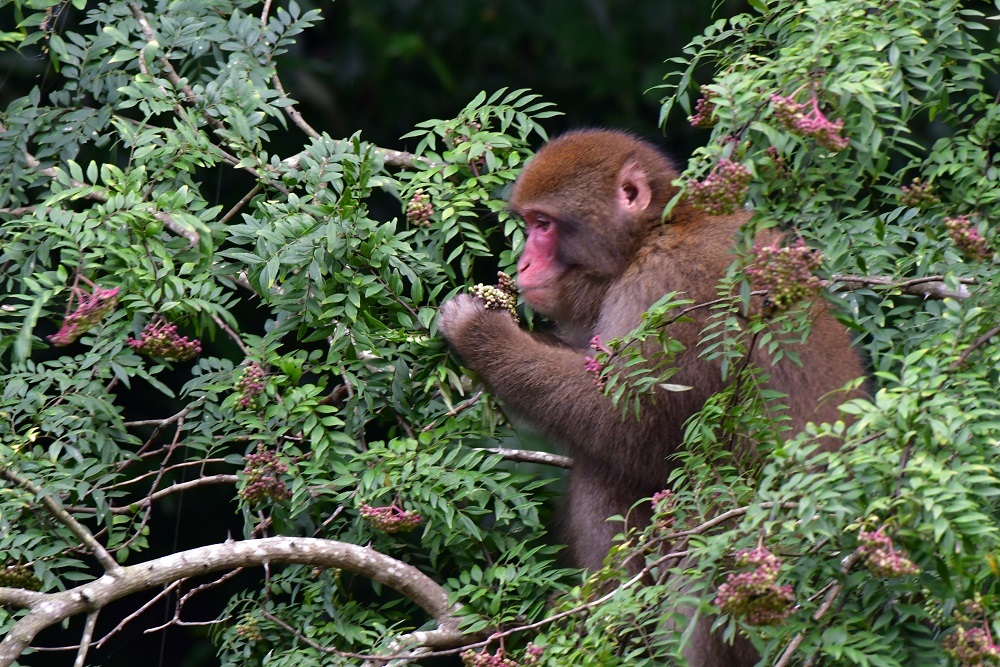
[615,160,652,215]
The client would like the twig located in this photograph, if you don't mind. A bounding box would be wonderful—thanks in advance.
[832,274,975,300]
[0,468,122,576]
[108,475,239,514]
[72,611,99,667]
[211,313,248,354]
[422,390,484,432]
[949,323,1000,371]
[477,448,573,468]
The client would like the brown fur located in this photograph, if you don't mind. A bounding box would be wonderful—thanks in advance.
[438,130,864,666]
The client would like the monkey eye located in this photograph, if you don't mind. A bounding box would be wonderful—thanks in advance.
[531,214,554,231]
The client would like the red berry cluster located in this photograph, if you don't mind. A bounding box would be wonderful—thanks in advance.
[945,215,990,261]
[127,320,202,361]
[235,362,266,409]
[470,272,519,321]
[714,547,795,626]
[651,489,678,529]
[687,158,751,216]
[48,285,120,347]
[857,528,920,577]
[406,188,433,227]
[770,93,849,152]
[688,86,718,128]
[461,648,518,667]
[745,239,827,313]
[521,644,544,666]
[899,178,940,209]
[359,502,423,534]
[238,444,292,506]
[942,625,1000,666]
[0,563,42,590]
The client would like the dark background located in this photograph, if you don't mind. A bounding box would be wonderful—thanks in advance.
[0,1,747,665]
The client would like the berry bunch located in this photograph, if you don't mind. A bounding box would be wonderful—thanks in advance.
[235,362,266,409]
[461,648,518,667]
[48,285,120,347]
[687,158,751,216]
[745,239,827,314]
[583,335,610,390]
[942,626,1000,667]
[0,563,42,591]
[714,547,795,626]
[359,502,423,533]
[238,444,292,506]
[234,615,263,642]
[521,644,544,666]
[127,320,202,361]
[945,215,990,261]
[688,86,718,128]
[899,178,940,209]
[857,528,920,577]
[470,272,519,321]
[770,93,849,152]
[651,489,678,529]
[406,188,434,227]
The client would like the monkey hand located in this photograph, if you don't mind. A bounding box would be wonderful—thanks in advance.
[437,293,517,354]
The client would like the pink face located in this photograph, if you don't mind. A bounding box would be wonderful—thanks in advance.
[516,210,564,316]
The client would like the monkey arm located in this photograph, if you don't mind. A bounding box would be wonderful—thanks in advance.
[438,295,689,479]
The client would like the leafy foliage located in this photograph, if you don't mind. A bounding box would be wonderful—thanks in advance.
[0,1,998,666]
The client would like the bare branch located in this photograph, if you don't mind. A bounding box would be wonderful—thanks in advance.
[0,537,465,667]
[832,273,975,300]
[0,467,122,576]
[950,323,1000,371]
[108,475,239,514]
[478,447,573,468]
[72,611,99,667]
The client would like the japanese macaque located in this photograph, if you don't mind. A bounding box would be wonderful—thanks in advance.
[437,129,864,665]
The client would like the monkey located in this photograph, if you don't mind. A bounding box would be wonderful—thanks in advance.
[437,129,864,666]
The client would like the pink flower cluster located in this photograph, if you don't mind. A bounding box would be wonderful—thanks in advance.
[688,86,718,128]
[238,444,292,505]
[461,648,518,667]
[359,502,423,534]
[857,528,920,577]
[945,215,990,261]
[714,547,795,626]
[688,158,751,216]
[235,362,266,409]
[770,93,849,152]
[942,625,1000,667]
[48,285,120,347]
[405,188,433,227]
[127,320,202,361]
[899,178,939,209]
[745,239,827,313]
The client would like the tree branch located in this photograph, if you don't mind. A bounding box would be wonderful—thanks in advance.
[832,274,975,300]
[0,467,122,576]
[0,537,466,667]
[478,447,573,469]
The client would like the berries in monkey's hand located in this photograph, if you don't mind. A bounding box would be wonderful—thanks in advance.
[469,271,519,322]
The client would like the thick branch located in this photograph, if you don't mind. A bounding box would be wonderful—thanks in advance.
[0,537,465,667]
[478,447,573,468]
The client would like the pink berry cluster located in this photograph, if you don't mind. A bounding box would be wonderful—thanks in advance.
[406,188,433,227]
[945,215,991,261]
[714,547,795,626]
[470,272,519,320]
[899,178,940,209]
[238,444,292,506]
[942,625,1000,666]
[688,86,718,128]
[745,239,827,313]
[856,528,920,577]
[235,362,266,409]
[234,615,263,642]
[687,158,751,216]
[521,644,544,666]
[770,93,849,152]
[127,320,202,361]
[359,502,423,534]
[584,335,610,390]
[461,647,518,667]
[48,285,120,347]
[651,489,678,529]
